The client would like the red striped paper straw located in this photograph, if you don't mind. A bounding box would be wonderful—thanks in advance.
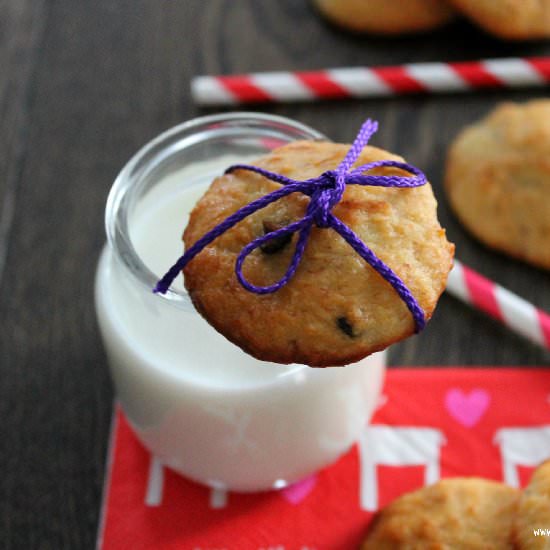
[447,260,550,351]
[192,57,550,105]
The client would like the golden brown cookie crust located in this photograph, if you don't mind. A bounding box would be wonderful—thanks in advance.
[445,100,550,271]
[183,141,453,367]
[312,0,455,34]
[362,478,520,549]
[448,0,550,39]
[514,460,550,549]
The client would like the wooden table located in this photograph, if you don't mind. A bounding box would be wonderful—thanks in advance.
[2,1,549,547]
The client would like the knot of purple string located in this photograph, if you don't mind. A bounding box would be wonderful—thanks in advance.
[155,119,428,332]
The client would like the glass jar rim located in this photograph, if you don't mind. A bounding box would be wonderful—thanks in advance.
[104,112,327,309]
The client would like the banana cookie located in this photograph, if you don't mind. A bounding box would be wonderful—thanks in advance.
[445,100,550,271]
[447,0,550,39]
[362,478,520,549]
[182,140,453,367]
[312,0,455,35]
[445,100,550,269]
[514,460,550,549]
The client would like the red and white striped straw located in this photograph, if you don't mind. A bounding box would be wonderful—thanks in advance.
[447,259,550,351]
[192,56,550,105]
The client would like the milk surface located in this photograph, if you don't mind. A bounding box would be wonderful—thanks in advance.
[123,161,306,387]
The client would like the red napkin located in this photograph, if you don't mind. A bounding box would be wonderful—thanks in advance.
[97,368,550,550]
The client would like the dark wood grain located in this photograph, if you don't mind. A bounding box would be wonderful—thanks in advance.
[0,0,48,291]
[0,0,549,547]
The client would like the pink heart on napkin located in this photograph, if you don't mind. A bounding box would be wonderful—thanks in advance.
[445,388,490,428]
[281,474,317,505]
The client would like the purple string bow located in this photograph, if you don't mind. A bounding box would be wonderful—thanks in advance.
[155,119,428,332]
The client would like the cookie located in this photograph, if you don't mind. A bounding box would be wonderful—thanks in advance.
[514,460,550,549]
[362,478,520,549]
[183,141,454,367]
[447,0,550,39]
[312,0,455,34]
[445,100,550,271]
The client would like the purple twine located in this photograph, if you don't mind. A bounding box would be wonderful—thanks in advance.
[155,119,428,332]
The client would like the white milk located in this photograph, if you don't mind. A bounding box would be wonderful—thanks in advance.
[95,160,386,492]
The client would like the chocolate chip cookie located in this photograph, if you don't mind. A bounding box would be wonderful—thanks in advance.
[448,0,550,39]
[445,100,550,271]
[313,0,455,34]
[182,140,453,367]
[362,478,520,549]
[514,460,550,549]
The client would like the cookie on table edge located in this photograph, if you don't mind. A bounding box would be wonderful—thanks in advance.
[445,100,550,271]
[362,478,520,549]
[312,0,456,34]
[183,140,454,367]
[514,460,550,549]
[447,0,550,39]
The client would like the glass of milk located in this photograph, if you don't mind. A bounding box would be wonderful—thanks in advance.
[95,113,386,492]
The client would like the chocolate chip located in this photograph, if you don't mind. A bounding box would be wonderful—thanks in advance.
[260,220,292,254]
[337,316,356,338]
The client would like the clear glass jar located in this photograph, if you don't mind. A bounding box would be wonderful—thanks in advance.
[95,113,386,492]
